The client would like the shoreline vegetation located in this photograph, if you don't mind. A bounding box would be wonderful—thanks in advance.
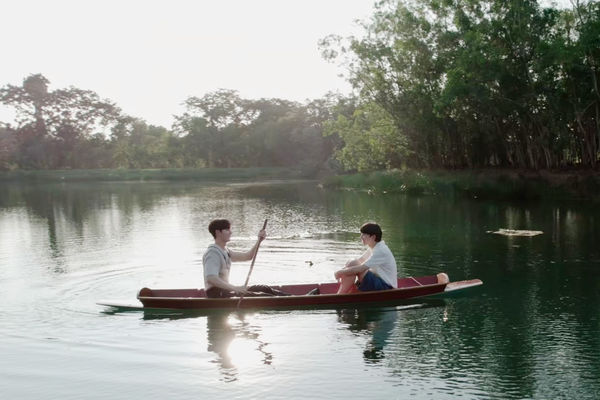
[1,2,599,201]
[321,169,600,201]
[2,2,599,177]
[0,167,310,183]
[1,167,599,201]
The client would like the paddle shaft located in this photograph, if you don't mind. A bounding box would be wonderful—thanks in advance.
[237,219,268,308]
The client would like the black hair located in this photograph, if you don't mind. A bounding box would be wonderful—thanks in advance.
[208,219,231,238]
[360,222,382,242]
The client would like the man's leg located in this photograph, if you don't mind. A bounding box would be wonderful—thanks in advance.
[336,274,356,294]
[247,284,291,296]
[337,270,368,294]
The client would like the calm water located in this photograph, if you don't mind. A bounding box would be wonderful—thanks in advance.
[1,180,599,399]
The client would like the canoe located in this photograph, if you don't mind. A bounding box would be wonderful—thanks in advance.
[101,275,482,311]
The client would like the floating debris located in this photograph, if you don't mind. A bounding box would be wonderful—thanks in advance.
[487,229,543,237]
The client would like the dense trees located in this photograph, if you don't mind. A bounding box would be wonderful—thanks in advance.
[174,89,332,169]
[324,99,410,171]
[1,1,599,172]
[0,76,336,171]
[0,74,122,169]
[321,0,600,169]
[171,89,336,170]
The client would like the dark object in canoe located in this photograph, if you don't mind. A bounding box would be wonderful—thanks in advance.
[129,275,482,311]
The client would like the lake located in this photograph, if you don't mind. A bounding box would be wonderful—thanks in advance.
[1,180,599,399]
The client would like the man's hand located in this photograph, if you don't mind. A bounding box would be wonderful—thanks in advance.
[257,228,267,242]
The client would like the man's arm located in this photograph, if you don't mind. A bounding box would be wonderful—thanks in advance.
[334,249,371,280]
[229,228,266,262]
[334,264,369,280]
[344,249,371,268]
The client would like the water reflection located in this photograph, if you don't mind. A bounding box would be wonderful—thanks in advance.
[4,180,600,398]
[337,307,398,363]
[137,309,274,382]
[206,313,273,382]
[206,313,237,381]
[135,303,445,378]
[337,301,446,364]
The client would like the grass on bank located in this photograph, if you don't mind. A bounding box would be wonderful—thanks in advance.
[321,169,600,201]
[0,167,310,183]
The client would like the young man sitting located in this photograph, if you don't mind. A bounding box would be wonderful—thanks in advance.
[334,222,398,294]
[202,219,290,298]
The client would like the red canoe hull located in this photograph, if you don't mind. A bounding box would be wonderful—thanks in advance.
[135,275,483,311]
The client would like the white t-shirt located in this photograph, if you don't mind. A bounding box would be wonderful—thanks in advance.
[362,241,398,288]
[202,244,231,290]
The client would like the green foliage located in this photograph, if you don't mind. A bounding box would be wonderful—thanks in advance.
[1,77,335,173]
[3,1,600,175]
[0,167,306,182]
[321,169,600,200]
[0,74,122,169]
[322,0,600,169]
[0,125,18,170]
[324,101,410,171]
[175,90,332,171]
[322,169,440,194]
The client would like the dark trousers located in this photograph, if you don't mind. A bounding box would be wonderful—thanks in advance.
[206,284,291,298]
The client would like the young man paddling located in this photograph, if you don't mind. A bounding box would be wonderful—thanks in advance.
[334,222,398,294]
[203,219,290,298]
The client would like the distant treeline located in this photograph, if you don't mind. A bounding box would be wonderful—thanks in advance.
[1,0,599,173]
[0,78,338,173]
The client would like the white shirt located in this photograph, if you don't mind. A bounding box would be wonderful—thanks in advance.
[202,244,231,290]
[361,241,398,288]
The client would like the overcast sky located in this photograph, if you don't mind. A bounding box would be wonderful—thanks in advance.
[1,0,375,128]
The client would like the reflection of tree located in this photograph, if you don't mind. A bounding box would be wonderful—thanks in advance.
[0,182,198,273]
[329,195,600,395]
[3,182,197,224]
[467,202,600,396]
[1,184,69,272]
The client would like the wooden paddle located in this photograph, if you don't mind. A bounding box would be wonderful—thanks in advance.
[237,219,268,309]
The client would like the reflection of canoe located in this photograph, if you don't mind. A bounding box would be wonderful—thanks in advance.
[100,275,482,311]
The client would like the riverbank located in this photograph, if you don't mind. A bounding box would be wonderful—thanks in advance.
[3,167,599,201]
[0,167,308,183]
[321,169,600,201]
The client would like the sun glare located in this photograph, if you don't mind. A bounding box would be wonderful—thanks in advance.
[222,315,273,368]
[227,338,264,367]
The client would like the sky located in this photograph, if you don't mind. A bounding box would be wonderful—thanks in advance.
[0,0,375,128]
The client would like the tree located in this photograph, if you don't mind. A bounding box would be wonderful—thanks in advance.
[320,0,600,169]
[175,91,332,170]
[0,124,18,170]
[322,0,448,168]
[109,118,177,168]
[0,74,123,169]
[324,101,410,171]
[174,90,250,167]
